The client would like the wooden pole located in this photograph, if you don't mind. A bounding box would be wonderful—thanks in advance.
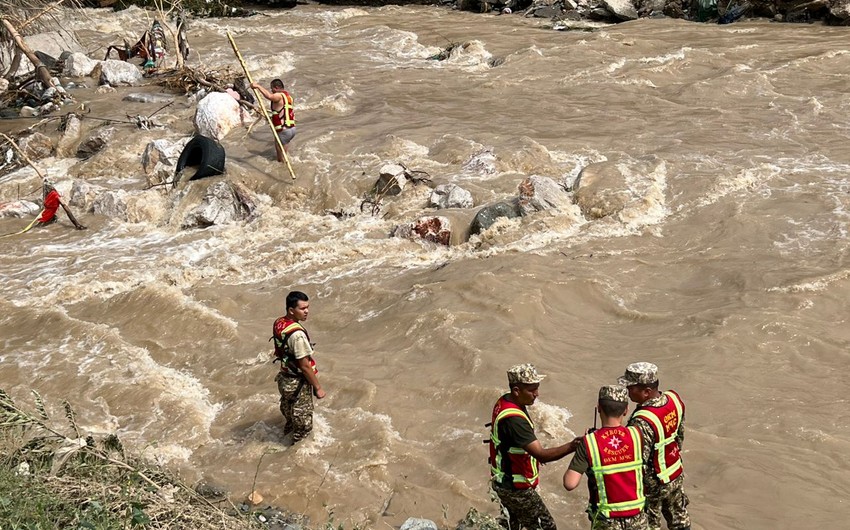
[0,17,56,88]
[226,31,297,180]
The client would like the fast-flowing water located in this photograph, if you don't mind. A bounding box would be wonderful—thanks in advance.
[1,5,849,529]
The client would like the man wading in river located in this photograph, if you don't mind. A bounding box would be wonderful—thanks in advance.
[272,291,325,443]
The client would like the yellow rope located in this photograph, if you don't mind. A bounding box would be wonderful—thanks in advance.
[0,210,44,239]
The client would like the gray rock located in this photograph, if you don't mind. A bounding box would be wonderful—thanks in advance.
[99,59,144,86]
[0,78,8,92]
[429,183,473,209]
[830,0,850,22]
[181,181,253,229]
[0,200,40,218]
[400,518,439,530]
[469,200,521,235]
[572,162,632,219]
[123,93,176,104]
[142,137,192,174]
[20,106,39,118]
[77,127,115,159]
[18,132,53,160]
[517,175,572,215]
[69,180,107,212]
[57,114,82,157]
[63,52,99,78]
[92,190,130,220]
[375,163,408,196]
[1,30,84,77]
[602,0,638,20]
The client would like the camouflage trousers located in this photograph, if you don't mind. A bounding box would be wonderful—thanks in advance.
[492,483,557,530]
[587,510,648,530]
[275,372,313,442]
[644,475,690,530]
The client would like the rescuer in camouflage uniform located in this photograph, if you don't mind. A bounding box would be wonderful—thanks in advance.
[619,363,690,530]
[563,385,649,530]
[489,363,580,530]
[272,291,326,443]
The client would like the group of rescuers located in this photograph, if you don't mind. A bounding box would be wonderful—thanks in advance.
[270,290,689,530]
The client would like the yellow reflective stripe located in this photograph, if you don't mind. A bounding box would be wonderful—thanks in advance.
[490,406,536,485]
[633,394,683,484]
[282,93,295,127]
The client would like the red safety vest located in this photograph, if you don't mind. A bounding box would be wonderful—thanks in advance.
[38,189,60,223]
[272,317,316,377]
[584,425,645,519]
[488,396,539,490]
[271,91,295,130]
[632,390,685,484]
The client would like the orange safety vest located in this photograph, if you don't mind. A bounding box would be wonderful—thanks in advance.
[488,396,539,490]
[271,91,295,130]
[631,390,685,484]
[272,317,316,377]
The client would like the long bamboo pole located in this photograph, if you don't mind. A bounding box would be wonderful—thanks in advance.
[226,31,296,180]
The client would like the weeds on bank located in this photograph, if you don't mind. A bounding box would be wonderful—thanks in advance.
[0,389,262,529]
[0,388,503,530]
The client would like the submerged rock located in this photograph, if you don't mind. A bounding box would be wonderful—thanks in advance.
[429,183,473,209]
[0,200,40,218]
[181,181,255,228]
[517,175,571,215]
[393,215,453,246]
[469,200,521,235]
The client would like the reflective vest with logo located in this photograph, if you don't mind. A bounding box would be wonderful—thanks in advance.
[271,91,295,130]
[584,425,645,519]
[272,317,316,377]
[488,396,539,489]
[632,390,685,484]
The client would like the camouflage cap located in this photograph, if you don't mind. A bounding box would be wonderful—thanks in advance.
[507,363,546,385]
[618,362,658,387]
[598,384,628,403]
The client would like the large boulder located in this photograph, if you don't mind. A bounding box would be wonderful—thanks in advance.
[400,519,439,530]
[18,132,53,160]
[0,30,84,77]
[99,60,144,86]
[829,0,850,23]
[56,114,83,157]
[517,175,572,215]
[76,127,115,159]
[63,52,99,78]
[572,162,631,219]
[429,183,473,209]
[469,200,522,235]
[69,180,108,212]
[181,181,254,228]
[142,137,193,186]
[0,200,40,218]
[602,0,639,20]
[374,163,409,196]
[193,92,249,141]
[92,189,167,223]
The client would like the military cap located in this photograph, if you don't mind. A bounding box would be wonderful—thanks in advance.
[618,362,658,387]
[507,363,545,385]
[598,384,628,403]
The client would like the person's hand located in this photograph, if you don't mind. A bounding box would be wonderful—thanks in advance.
[314,387,326,399]
[250,82,259,89]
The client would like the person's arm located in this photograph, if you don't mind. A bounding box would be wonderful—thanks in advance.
[563,441,588,491]
[676,410,685,450]
[563,469,583,491]
[297,356,325,398]
[249,83,282,104]
[523,437,581,464]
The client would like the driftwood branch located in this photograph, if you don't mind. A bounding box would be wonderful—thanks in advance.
[0,16,56,88]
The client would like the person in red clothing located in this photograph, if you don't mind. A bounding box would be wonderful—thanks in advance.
[250,78,296,161]
[563,385,648,530]
[37,182,61,225]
